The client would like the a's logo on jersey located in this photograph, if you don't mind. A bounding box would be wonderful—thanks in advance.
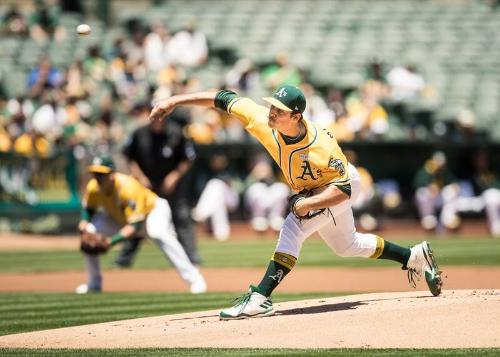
[328,158,345,176]
[276,88,287,98]
[296,160,316,181]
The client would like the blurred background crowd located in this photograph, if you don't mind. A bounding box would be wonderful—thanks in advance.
[0,0,499,237]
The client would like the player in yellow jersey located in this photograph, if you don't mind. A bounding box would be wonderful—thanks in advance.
[76,155,207,294]
[149,84,442,319]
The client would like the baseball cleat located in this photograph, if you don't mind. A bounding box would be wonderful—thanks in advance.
[75,283,101,294]
[407,241,443,296]
[219,285,274,320]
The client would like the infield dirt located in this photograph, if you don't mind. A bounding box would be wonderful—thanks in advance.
[0,289,498,349]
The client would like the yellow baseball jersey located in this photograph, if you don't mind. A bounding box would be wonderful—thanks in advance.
[83,173,157,225]
[227,97,350,192]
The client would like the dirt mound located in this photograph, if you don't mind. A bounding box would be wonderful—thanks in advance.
[1,289,499,349]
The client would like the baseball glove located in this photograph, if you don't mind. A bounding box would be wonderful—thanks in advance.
[289,190,326,221]
[80,231,110,255]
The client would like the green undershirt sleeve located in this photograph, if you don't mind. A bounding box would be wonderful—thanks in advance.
[111,221,143,246]
[214,90,238,111]
[81,207,95,221]
[131,221,143,231]
[110,233,125,245]
[335,183,352,198]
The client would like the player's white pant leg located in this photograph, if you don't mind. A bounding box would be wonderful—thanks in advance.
[275,212,328,258]
[274,163,367,259]
[84,214,121,290]
[415,187,438,219]
[439,183,468,227]
[454,196,485,212]
[441,184,460,203]
[245,182,271,231]
[276,206,378,260]
[245,182,270,218]
[146,198,204,284]
[193,178,238,240]
[194,178,235,219]
[317,164,378,258]
[318,208,378,257]
[483,188,500,236]
[192,178,222,221]
[440,196,459,229]
[268,182,290,220]
[83,254,102,290]
[213,179,239,240]
[224,180,240,209]
[440,195,485,228]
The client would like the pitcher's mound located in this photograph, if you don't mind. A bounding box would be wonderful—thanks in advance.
[1,289,499,349]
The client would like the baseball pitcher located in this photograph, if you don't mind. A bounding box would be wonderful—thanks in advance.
[76,155,207,294]
[149,84,442,319]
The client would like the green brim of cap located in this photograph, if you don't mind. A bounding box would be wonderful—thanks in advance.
[88,165,113,174]
[262,97,292,111]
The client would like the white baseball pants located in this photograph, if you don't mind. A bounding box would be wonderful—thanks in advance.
[483,188,500,237]
[83,197,204,290]
[192,178,239,240]
[275,164,379,259]
[415,184,460,226]
[245,181,290,231]
[440,187,500,237]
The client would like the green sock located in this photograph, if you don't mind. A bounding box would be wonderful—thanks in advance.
[257,252,297,297]
[378,240,411,267]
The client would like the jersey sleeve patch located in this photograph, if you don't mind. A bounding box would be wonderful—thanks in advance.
[328,158,346,176]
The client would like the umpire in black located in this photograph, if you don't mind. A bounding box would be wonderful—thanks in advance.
[114,106,202,266]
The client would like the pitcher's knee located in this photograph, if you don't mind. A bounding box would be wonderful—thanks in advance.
[332,239,357,257]
[334,246,353,257]
[334,233,377,258]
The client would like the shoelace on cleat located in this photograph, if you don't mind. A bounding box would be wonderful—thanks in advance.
[230,292,252,308]
[407,267,421,288]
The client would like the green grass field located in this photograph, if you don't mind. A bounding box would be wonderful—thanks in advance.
[1,236,499,273]
[1,235,499,355]
[2,294,499,356]
[0,291,343,336]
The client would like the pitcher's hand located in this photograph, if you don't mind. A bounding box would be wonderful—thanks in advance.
[149,98,176,122]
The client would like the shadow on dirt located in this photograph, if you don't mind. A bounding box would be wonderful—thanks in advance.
[168,295,427,321]
[276,301,366,316]
[275,294,426,316]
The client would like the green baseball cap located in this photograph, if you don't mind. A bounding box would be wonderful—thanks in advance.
[88,155,115,174]
[263,84,306,113]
